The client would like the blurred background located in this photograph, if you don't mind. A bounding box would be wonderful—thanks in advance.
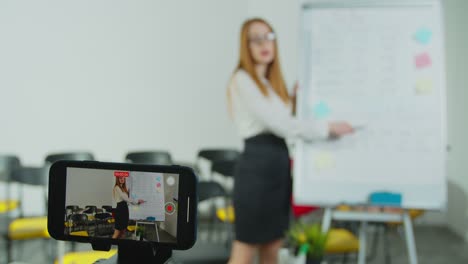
[0,0,467,263]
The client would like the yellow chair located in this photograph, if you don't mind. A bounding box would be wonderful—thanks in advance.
[7,166,51,263]
[0,155,21,214]
[216,205,235,223]
[127,225,136,232]
[69,230,89,237]
[55,249,118,264]
[0,199,19,213]
[8,216,50,240]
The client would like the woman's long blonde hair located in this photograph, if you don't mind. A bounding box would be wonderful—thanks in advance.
[114,177,129,196]
[228,18,290,113]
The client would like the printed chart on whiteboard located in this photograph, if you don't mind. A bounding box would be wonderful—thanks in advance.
[294,2,447,209]
[127,172,165,221]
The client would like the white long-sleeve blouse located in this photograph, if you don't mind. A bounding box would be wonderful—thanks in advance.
[113,186,138,205]
[229,69,329,141]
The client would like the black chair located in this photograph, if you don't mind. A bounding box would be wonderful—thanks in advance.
[68,213,89,234]
[0,155,21,213]
[210,158,239,196]
[6,166,50,263]
[211,159,237,178]
[198,182,228,203]
[198,181,231,246]
[0,155,21,177]
[197,149,240,162]
[0,155,21,208]
[44,152,95,164]
[65,205,81,216]
[102,205,113,213]
[94,212,113,236]
[0,155,21,262]
[196,149,240,181]
[66,205,80,212]
[83,205,98,215]
[125,151,172,165]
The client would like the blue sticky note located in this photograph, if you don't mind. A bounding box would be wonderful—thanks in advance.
[156,176,161,182]
[369,192,402,207]
[414,28,432,44]
[313,101,331,118]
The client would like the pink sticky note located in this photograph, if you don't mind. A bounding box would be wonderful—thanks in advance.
[415,53,432,68]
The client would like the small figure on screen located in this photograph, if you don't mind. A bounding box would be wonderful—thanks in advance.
[112,175,145,239]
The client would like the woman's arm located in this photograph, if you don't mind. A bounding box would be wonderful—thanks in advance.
[234,71,329,141]
[114,187,139,205]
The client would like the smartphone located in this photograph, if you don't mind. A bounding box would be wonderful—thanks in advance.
[47,160,197,250]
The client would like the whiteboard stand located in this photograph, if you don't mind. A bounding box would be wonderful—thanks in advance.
[321,207,418,264]
[135,220,160,242]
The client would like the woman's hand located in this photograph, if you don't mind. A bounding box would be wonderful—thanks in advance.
[328,121,354,138]
[137,199,146,205]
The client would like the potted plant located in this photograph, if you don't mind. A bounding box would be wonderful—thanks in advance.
[136,226,145,241]
[286,221,329,264]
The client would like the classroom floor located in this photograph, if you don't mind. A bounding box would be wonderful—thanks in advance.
[1,225,467,264]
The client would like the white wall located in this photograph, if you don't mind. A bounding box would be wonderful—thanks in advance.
[444,0,468,240]
[66,168,114,208]
[0,0,248,167]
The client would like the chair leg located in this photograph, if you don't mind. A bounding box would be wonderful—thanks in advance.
[7,238,12,263]
[384,225,391,264]
[341,253,349,264]
[210,203,216,242]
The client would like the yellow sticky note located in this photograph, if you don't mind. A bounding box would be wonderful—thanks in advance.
[415,79,433,94]
[314,152,334,170]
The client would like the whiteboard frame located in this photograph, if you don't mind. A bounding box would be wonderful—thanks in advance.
[294,0,448,210]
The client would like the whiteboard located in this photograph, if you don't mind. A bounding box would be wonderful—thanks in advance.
[294,0,447,209]
[127,172,165,221]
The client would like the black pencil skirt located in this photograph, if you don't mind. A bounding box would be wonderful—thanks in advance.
[114,201,129,231]
[233,133,292,244]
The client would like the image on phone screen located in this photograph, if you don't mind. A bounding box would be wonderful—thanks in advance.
[64,167,179,244]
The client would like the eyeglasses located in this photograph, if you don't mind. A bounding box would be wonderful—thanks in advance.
[249,32,276,45]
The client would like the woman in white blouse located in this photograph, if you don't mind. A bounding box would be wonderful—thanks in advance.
[112,176,145,239]
[227,18,354,264]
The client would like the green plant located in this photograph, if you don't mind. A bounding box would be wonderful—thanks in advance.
[136,226,145,236]
[286,221,329,260]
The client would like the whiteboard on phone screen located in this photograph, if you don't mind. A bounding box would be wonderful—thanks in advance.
[127,172,165,221]
[294,0,447,209]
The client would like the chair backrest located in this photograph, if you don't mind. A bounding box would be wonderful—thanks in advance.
[11,166,49,187]
[84,205,97,214]
[198,181,227,202]
[102,205,113,213]
[66,205,80,212]
[44,152,95,164]
[197,149,240,162]
[125,151,173,165]
[95,212,112,220]
[211,159,237,177]
[0,155,21,181]
[70,213,88,223]
[11,166,49,217]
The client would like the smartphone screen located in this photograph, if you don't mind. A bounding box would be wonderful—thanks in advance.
[64,167,180,244]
